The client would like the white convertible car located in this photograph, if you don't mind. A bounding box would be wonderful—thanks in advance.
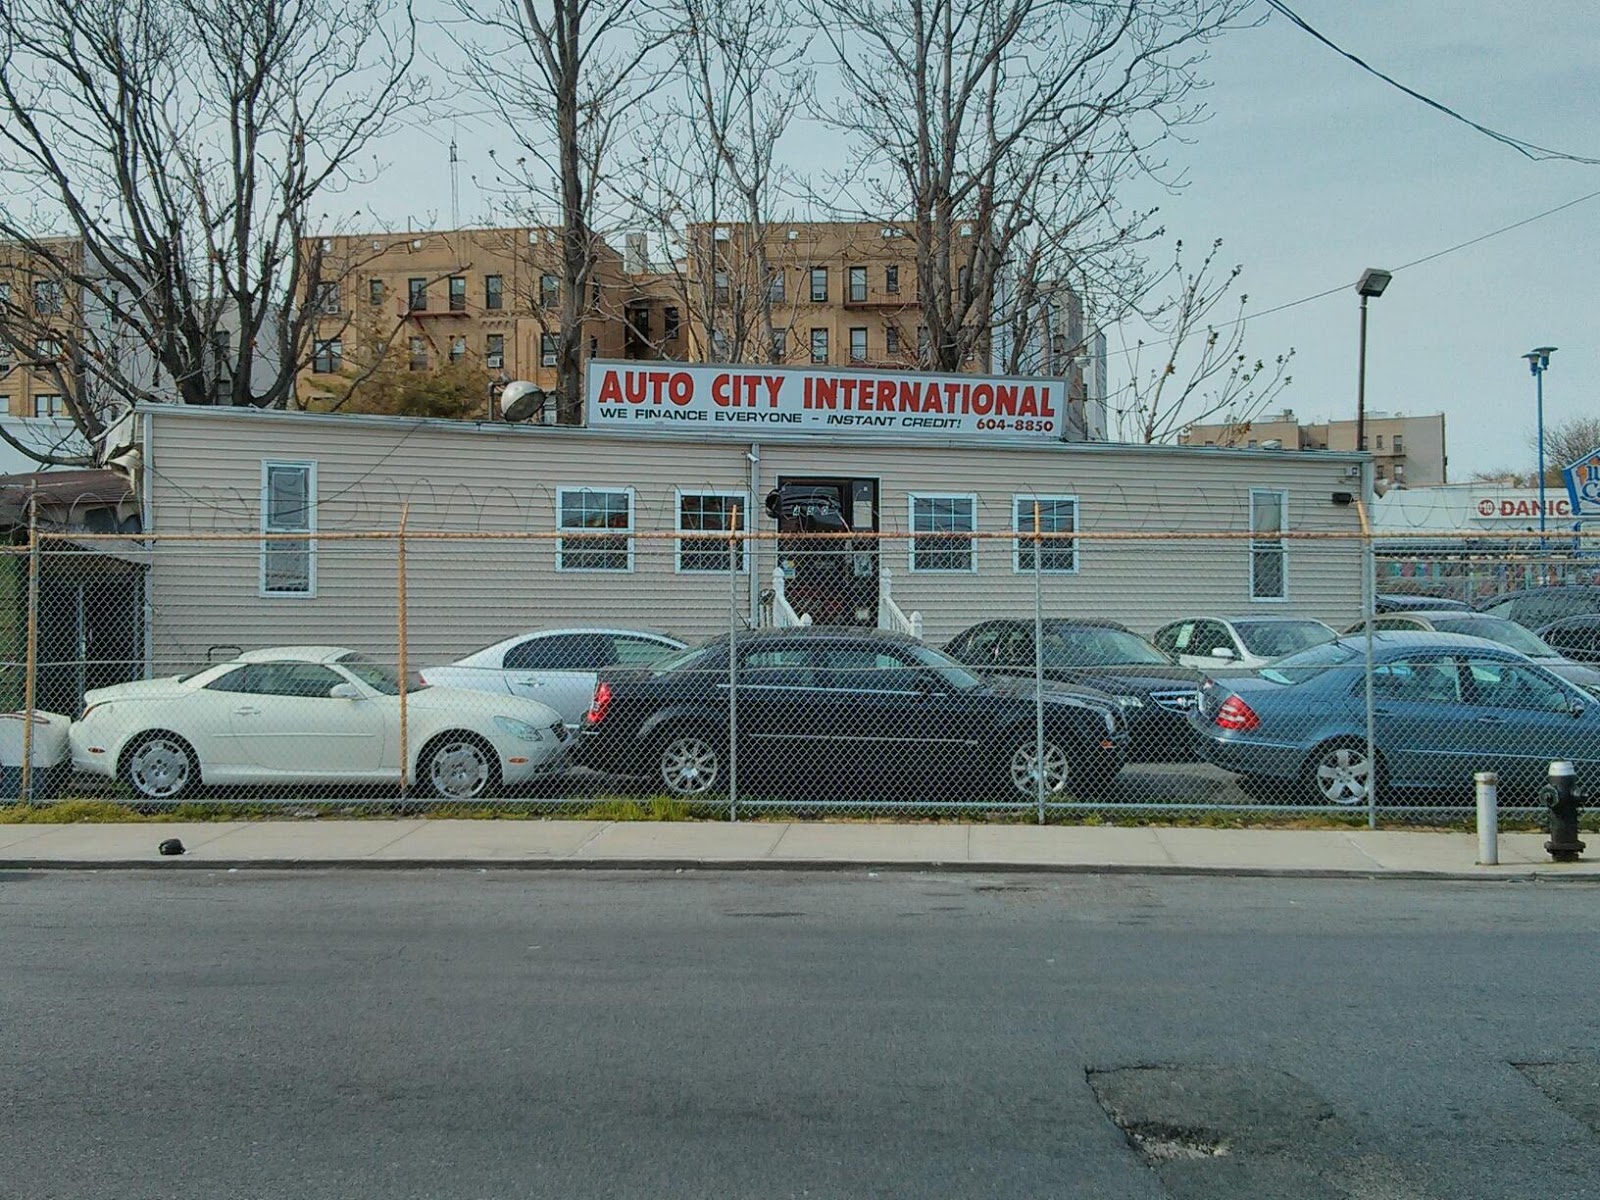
[69,646,569,802]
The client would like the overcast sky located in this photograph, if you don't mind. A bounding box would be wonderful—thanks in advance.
[370,0,1598,481]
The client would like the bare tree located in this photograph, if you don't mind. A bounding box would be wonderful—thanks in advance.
[625,0,810,364]
[0,0,422,462]
[446,0,665,423]
[1111,238,1293,444]
[1532,415,1600,482]
[803,0,1247,374]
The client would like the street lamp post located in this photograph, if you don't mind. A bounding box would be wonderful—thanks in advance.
[1524,346,1558,544]
[1355,268,1392,469]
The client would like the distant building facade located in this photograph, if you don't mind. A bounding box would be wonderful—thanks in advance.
[299,222,1098,432]
[1178,408,1448,486]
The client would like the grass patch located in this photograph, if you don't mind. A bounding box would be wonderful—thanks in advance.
[0,798,148,823]
[577,795,696,822]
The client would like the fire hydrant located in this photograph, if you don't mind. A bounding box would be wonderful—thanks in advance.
[1541,761,1586,864]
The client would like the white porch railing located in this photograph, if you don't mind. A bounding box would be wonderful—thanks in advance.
[877,566,923,639]
[760,566,813,628]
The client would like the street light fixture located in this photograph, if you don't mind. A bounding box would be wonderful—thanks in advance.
[1354,268,1392,468]
[1524,346,1558,543]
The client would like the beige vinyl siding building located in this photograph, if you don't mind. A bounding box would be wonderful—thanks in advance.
[136,405,1366,673]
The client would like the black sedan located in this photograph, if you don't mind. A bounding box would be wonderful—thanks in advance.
[575,629,1128,802]
[945,619,1203,762]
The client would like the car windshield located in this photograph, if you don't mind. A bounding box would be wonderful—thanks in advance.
[338,653,427,694]
[1041,624,1170,667]
[1429,617,1556,657]
[903,643,985,691]
[1232,620,1335,659]
[1259,640,1361,685]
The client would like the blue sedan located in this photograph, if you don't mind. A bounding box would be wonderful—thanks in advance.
[1189,632,1600,805]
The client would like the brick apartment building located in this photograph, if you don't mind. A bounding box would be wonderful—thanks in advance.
[1178,408,1448,487]
[300,221,1101,431]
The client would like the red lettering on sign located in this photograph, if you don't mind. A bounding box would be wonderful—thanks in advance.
[596,370,623,404]
[667,372,692,405]
[993,384,1018,416]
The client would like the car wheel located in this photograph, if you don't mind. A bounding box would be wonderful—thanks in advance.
[120,732,200,803]
[1006,735,1074,800]
[1303,739,1380,807]
[420,732,501,801]
[656,728,723,798]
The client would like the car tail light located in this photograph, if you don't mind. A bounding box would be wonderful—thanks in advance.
[584,681,612,726]
[1214,695,1260,732]
[417,671,429,686]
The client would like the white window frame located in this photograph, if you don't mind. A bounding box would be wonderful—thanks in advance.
[1249,487,1289,602]
[556,486,635,573]
[848,327,868,363]
[908,493,978,574]
[260,460,317,598]
[1011,494,1079,574]
[674,489,750,574]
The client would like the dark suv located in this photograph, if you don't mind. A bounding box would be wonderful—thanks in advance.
[576,628,1127,801]
[945,619,1202,762]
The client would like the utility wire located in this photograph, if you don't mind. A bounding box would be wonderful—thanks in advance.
[1107,186,1600,360]
[1263,0,1600,165]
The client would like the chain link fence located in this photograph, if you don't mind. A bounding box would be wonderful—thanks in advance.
[3,522,1598,827]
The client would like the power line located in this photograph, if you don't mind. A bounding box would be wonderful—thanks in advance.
[1264,0,1600,165]
[1107,187,1600,360]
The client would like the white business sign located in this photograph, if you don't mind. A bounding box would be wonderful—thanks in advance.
[586,361,1066,440]
[1471,495,1573,521]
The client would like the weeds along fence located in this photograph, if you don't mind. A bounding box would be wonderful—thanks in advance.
[2,516,1598,826]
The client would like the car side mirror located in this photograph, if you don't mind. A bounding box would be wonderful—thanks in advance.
[1209,647,1237,660]
[329,683,364,700]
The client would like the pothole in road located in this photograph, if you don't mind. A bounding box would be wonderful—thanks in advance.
[1118,1119,1231,1163]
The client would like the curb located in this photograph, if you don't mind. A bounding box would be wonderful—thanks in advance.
[2,857,1597,882]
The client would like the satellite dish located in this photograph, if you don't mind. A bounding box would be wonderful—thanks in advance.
[500,380,549,422]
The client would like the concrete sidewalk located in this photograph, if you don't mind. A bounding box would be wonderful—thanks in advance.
[0,819,1596,879]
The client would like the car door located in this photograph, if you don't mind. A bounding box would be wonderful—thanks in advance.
[734,644,817,794]
[228,662,387,777]
[1365,653,1473,790]
[502,633,612,728]
[810,642,967,795]
[1461,656,1600,793]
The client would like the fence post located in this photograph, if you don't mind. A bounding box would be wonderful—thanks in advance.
[1034,502,1045,824]
[728,505,739,822]
[397,505,409,802]
[20,491,38,805]
[1357,479,1378,829]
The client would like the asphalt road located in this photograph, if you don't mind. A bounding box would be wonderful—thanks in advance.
[3,870,1598,1199]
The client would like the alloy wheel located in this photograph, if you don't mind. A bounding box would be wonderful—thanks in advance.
[659,734,720,797]
[1314,745,1372,805]
[1009,740,1071,798]
[429,739,491,800]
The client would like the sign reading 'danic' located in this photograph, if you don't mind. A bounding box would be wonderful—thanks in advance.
[1472,496,1573,519]
[585,361,1064,440]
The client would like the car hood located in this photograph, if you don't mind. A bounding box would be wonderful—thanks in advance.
[984,674,1121,711]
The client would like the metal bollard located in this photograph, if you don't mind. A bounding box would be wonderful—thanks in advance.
[1540,760,1586,864]
[1475,771,1498,865]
